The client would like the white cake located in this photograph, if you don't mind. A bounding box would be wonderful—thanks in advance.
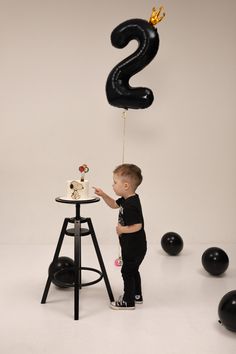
[66,179,89,200]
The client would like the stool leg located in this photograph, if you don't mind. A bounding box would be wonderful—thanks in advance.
[87,218,114,302]
[41,218,69,304]
[74,220,81,320]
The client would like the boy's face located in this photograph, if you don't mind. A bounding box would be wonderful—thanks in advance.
[112,173,129,197]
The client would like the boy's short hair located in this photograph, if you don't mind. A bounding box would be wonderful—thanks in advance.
[113,163,143,190]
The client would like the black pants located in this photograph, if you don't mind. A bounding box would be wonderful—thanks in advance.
[121,250,146,305]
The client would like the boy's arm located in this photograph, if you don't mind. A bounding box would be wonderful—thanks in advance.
[116,223,142,235]
[93,187,119,209]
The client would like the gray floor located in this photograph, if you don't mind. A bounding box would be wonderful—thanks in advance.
[0,242,235,354]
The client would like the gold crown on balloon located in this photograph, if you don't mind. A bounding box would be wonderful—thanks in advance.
[149,6,165,26]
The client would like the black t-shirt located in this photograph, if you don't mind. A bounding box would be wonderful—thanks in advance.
[116,194,147,256]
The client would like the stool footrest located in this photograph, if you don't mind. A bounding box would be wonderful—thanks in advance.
[65,228,90,237]
[53,267,103,288]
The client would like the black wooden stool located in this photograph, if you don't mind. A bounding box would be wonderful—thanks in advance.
[41,196,114,320]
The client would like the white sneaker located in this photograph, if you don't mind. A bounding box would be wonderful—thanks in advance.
[110,295,135,310]
[135,295,143,304]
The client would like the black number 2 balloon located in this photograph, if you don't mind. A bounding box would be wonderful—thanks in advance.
[106,7,165,110]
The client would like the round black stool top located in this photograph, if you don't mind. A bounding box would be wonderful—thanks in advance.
[55,196,100,205]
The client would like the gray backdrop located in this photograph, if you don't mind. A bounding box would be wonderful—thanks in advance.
[0,0,235,244]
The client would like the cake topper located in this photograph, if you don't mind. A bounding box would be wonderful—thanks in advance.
[79,164,89,182]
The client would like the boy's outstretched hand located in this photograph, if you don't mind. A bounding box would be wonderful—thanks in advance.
[93,187,104,197]
[93,187,118,209]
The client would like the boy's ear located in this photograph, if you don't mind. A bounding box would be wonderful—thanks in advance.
[124,182,129,190]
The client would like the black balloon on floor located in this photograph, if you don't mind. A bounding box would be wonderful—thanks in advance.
[218,290,236,332]
[48,256,75,288]
[201,247,229,276]
[161,232,184,255]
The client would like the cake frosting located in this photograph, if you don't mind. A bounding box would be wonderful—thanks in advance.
[66,164,90,200]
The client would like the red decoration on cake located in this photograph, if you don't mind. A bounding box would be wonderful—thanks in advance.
[79,164,89,181]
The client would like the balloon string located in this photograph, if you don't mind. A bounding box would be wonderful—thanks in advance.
[122,110,127,164]
[117,109,127,264]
